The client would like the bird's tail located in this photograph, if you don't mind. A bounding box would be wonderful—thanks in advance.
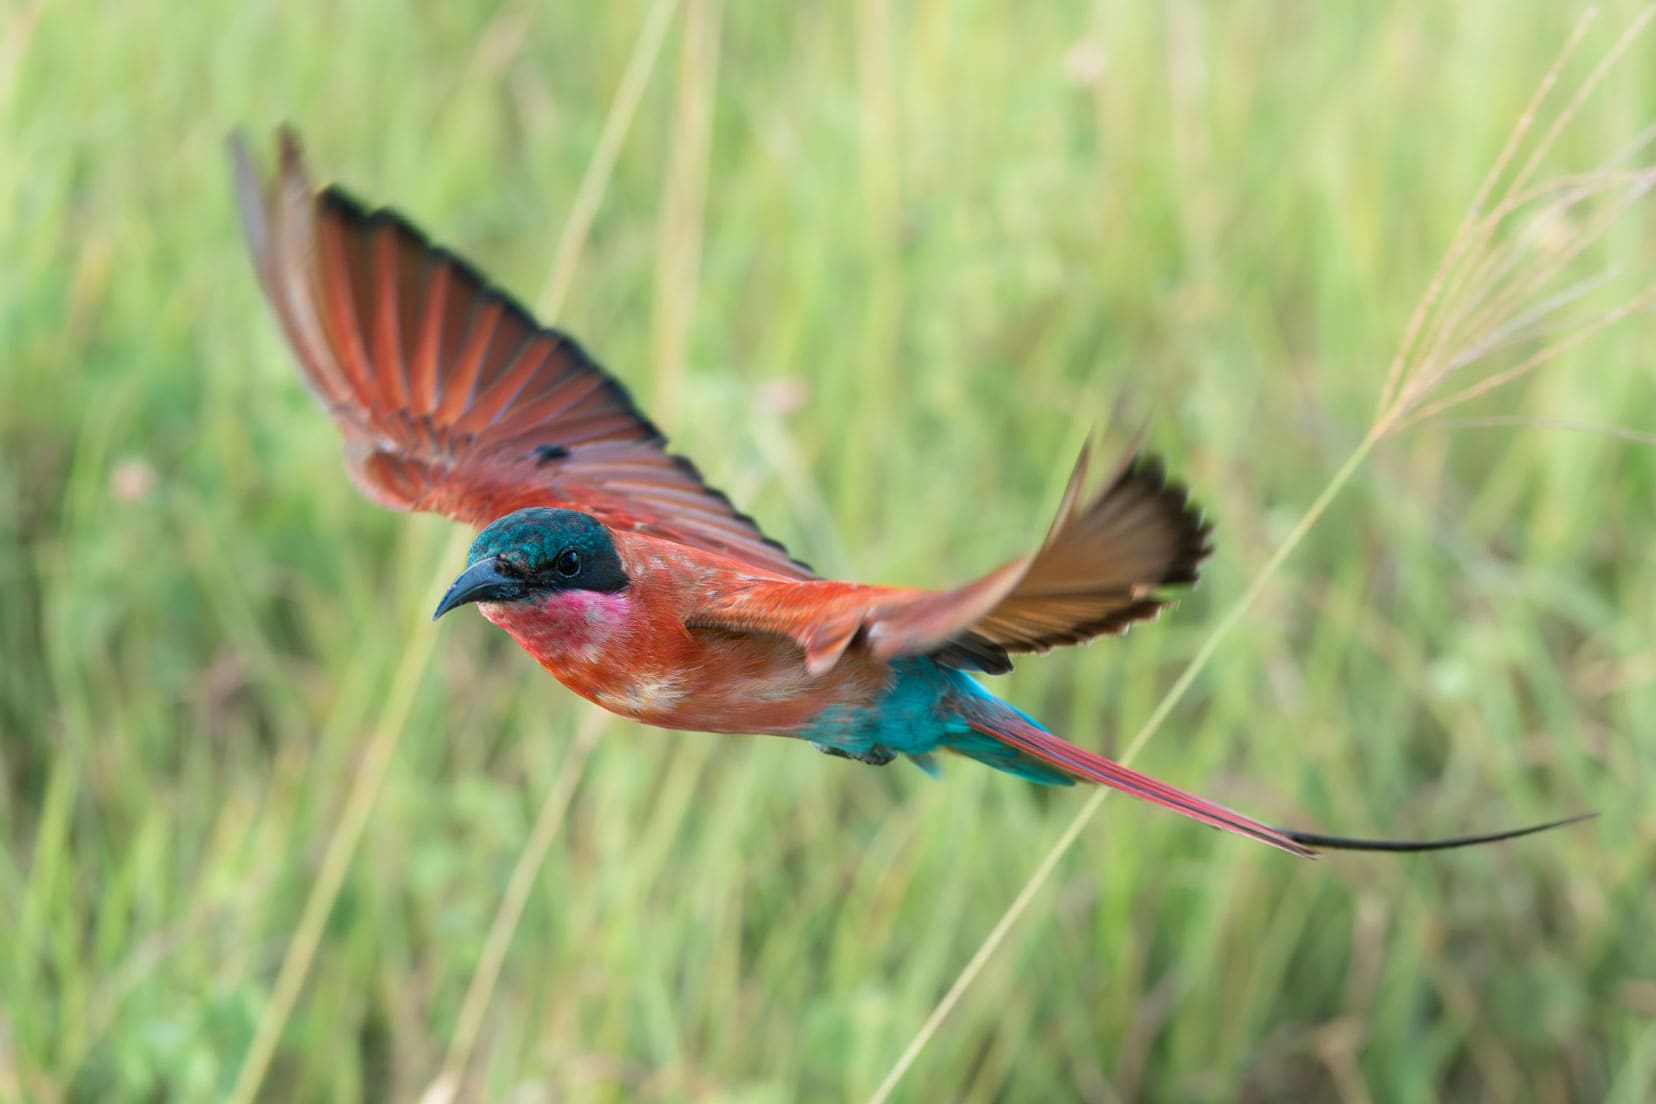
[950,697,1317,858]
[947,694,1593,859]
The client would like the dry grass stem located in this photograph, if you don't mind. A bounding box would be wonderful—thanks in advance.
[1377,8,1598,416]
[1379,7,1656,436]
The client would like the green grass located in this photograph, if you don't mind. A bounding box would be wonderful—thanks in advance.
[3,1,1655,1100]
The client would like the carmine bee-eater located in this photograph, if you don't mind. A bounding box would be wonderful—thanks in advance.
[232,129,1586,858]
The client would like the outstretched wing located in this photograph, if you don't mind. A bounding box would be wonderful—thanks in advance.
[696,445,1212,674]
[231,128,813,580]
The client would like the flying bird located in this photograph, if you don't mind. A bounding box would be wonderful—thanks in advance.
[231,129,1587,859]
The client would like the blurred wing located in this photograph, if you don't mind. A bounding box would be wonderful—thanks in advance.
[697,446,1211,674]
[916,447,1213,668]
[231,128,813,580]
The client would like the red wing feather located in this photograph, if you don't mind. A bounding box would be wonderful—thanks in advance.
[231,128,813,580]
[696,444,1211,674]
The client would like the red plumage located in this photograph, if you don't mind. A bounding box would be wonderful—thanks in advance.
[232,129,1585,861]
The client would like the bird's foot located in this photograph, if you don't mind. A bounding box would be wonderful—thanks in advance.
[812,742,896,766]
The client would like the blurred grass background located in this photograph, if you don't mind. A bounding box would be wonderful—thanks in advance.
[3,0,1654,1100]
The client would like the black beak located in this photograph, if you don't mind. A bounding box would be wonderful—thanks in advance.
[433,556,524,620]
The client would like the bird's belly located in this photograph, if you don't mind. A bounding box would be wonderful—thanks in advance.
[557,631,890,737]
[583,666,869,736]
[484,593,894,736]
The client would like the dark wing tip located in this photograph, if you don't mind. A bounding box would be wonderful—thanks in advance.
[1115,451,1215,589]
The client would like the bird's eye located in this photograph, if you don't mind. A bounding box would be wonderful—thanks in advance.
[554,548,582,577]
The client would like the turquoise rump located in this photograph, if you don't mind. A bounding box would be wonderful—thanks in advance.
[799,658,1074,786]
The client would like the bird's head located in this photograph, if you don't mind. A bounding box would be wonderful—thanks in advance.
[433,507,630,620]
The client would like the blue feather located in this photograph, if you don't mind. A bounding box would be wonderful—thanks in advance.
[799,658,1072,785]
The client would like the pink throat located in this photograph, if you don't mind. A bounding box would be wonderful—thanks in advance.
[478,588,634,660]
